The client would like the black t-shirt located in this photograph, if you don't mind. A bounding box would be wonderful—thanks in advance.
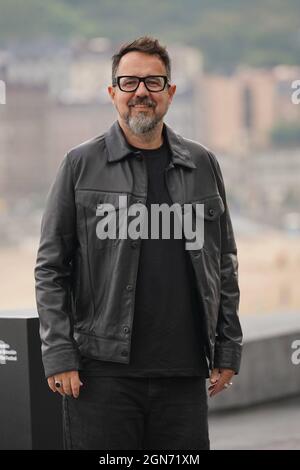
[79,137,209,378]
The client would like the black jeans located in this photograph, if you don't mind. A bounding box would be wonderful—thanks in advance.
[62,376,210,450]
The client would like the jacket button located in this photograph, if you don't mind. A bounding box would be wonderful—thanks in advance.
[123,325,130,334]
[121,350,128,357]
[208,208,215,217]
[126,284,133,291]
[135,153,143,161]
[136,199,143,204]
[131,241,138,249]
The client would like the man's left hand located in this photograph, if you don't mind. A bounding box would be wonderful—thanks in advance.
[208,368,235,397]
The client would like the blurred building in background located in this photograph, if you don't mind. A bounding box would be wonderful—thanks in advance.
[201,65,300,155]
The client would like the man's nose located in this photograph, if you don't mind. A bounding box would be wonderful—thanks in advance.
[134,80,150,97]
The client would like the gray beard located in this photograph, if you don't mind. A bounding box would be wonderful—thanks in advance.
[125,111,162,135]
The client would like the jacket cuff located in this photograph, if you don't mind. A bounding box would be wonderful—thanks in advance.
[213,343,242,374]
[42,347,82,379]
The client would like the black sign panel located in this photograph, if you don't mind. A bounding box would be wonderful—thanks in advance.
[0,312,63,449]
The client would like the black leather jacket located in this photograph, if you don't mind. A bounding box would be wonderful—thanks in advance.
[35,120,243,379]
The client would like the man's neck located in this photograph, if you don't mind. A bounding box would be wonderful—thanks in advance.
[117,118,164,150]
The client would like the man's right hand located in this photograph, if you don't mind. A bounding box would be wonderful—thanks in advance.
[47,370,83,398]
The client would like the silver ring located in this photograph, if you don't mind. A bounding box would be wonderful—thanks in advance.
[55,381,62,388]
[224,382,233,389]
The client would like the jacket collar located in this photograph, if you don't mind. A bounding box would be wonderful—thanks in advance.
[104,120,196,169]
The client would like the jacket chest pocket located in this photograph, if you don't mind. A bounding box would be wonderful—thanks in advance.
[75,190,128,251]
[190,194,225,255]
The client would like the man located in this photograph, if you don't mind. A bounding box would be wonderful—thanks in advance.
[35,36,242,450]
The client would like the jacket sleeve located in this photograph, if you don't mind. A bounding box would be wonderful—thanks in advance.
[34,153,82,379]
[208,151,243,374]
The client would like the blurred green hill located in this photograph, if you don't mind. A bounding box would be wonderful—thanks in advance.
[0,0,300,71]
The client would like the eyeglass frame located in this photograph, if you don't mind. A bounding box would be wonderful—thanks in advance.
[112,75,170,92]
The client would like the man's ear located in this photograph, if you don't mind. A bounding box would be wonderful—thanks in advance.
[107,85,115,102]
[168,84,176,104]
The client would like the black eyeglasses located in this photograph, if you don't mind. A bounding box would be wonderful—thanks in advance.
[112,75,170,93]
